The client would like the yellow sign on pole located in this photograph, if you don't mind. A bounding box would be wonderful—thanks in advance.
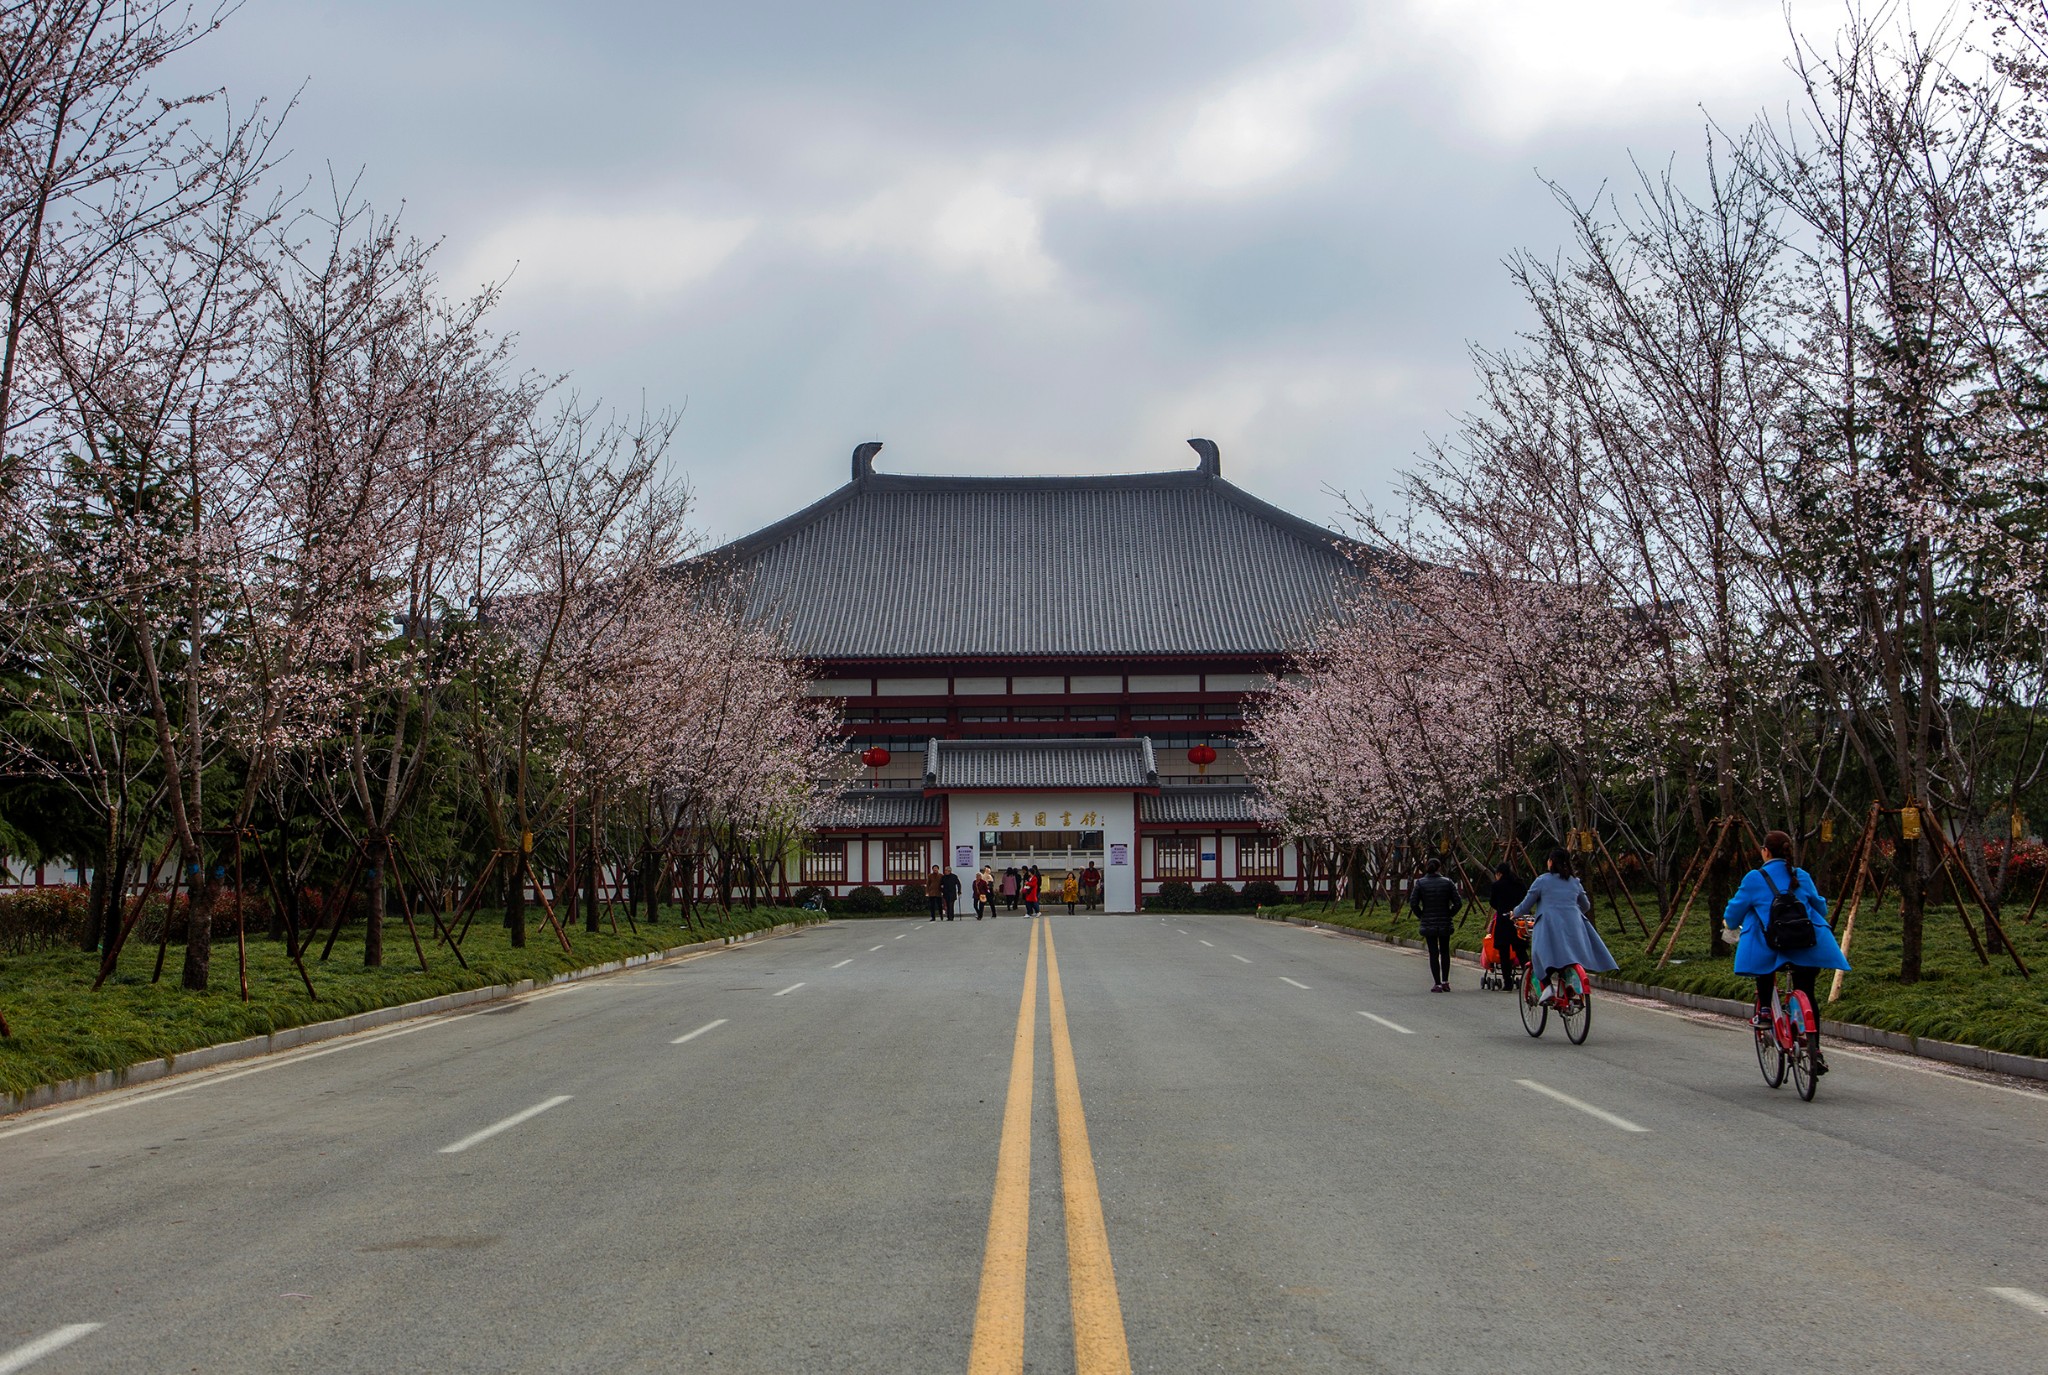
[521,830,534,853]
[1820,817,1834,844]
[1899,806,1921,841]
[2016,811,2029,842]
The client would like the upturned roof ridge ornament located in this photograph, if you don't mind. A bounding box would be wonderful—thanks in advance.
[1187,437,1220,476]
[852,440,883,480]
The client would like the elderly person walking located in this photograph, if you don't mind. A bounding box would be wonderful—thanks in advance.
[1410,857,1464,991]
[924,867,945,922]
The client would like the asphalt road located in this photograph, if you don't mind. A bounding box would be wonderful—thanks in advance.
[3,912,2046,1374]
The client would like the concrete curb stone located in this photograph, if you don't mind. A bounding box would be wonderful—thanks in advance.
[1,919,814,1119]
[1255,910,2048,1084]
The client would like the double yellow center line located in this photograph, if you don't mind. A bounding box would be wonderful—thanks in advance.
[968,918,1132,1375]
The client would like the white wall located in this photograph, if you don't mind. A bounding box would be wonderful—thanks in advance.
[945,792,1137,913]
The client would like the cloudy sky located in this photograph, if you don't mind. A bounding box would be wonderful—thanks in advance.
[175,0,1827,543]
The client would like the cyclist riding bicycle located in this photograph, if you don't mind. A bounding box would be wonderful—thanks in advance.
[1722,829,1850,1076]
[1511,847,1618,1002]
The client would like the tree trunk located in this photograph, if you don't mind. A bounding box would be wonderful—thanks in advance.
[1897,834,1924,984]
[180,849,214,991]
[506,854,527,948]
[364,848,385,968]
[584,805,601,935]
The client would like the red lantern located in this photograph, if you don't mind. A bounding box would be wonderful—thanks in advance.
[1187,744,1217,775]
[860,746,891,769]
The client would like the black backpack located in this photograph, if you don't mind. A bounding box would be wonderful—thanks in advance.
[1756,863,1818,953]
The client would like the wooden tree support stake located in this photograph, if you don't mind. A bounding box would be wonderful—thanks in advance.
[150,860,190,984]
[1650,817,1734,965]
[1924,808,2026,978]
[93,845,173,992]
[317,851,368,963]
[520,852,574,953]
[392,845,467,970]
[246,836,318,1000]
[1828,803,1882,1004]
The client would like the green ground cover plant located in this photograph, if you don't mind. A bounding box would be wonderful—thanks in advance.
[0,907,818,1099]
[1269,890,2048,1059]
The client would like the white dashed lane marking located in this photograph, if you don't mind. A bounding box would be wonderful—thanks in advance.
[831,959,853,969]
[773,983,806,997]
[1516,1079,1647,1133]
[0,1325,102,1375]
[671,1019,727,1045]
[438,1096,573,1154]
[1357,1012,1414,1035]
[1991,1287,2048,1319]
[1231,954,1252,964]
[1279,977,1310,989]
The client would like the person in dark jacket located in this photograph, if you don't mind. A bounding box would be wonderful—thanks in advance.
[924,867,945,921]
[1411,858,1464,991]
[942,868,962,920]
[1488,863,1530,991]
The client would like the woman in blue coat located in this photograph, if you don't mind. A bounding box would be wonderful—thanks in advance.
[1721,829,1849,1069]
[1512,848,1619,1002]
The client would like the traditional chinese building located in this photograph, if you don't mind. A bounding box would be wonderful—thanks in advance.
[711,439,1358,912]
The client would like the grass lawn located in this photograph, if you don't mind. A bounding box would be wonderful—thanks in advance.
[1273,886,2048,1059]
[0,905,818,1099]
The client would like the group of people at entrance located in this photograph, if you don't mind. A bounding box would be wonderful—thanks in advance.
[1416,831,1850,1069]
[928,862,1103,919]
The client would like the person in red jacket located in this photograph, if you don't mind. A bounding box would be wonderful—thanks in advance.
[1022,867,1042,917]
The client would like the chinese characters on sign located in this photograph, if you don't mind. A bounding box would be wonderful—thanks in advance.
[1110,844,1128,866]
[956,845,974,867]
[980,810,1100,827]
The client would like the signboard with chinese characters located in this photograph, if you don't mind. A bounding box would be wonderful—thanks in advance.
[956,845,974,868]
[1110,844,1129,866]
[976,807,1105,828]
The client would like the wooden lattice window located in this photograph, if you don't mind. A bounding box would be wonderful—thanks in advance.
[1154,837,1200,879]
[802,842,847,884]
[884,840,929,883]
[1237,836,1281,878]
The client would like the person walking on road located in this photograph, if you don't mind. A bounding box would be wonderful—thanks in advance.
[1061,871,1080,914]
[1488,862,1530,991]
[942,868,962,920]
[1410,857,1464,991]
[1724,829,1849,1075]
[1081,861,1101,910]
[1512,848,1617,1003]
[1023,867,1042,918]
[924,867,945,921]
[1001,867,1020,912]
[973,866,995,919]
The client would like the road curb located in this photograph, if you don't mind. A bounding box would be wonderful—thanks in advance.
[1254,911,2048,1084]
[0,920,815,1119]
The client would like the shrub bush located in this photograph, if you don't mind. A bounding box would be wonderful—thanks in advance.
[839,885,888,913]
[1197,881,1241,911]
[895,884,929,912]
[1149,879,1197,911]
[0,885,90,952]
[1240,879,1285,908]
[791,885,830,910]
[135,889,274,944]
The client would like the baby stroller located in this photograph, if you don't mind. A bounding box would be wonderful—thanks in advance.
[1479,912,1531,991]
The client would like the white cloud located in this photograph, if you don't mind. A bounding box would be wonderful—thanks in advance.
[1397,0,1793,137]
[459,209,757,305]
[806,172,1060,295]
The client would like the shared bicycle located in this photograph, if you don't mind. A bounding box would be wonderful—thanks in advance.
[1518,960,1593,1044]
[1753,971,1823,1101]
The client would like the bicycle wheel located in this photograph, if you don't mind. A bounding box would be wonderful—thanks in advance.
[1519,964,1548,1037]
[1754,1021,1786,1088]
[1560,966,1592,1044]
[1788,991,1820,1101]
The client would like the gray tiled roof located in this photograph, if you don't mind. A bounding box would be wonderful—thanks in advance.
[706,449,1362,659]
[1140,787,1266,824]
[815,791,943,829]
[926,737,1158,790]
